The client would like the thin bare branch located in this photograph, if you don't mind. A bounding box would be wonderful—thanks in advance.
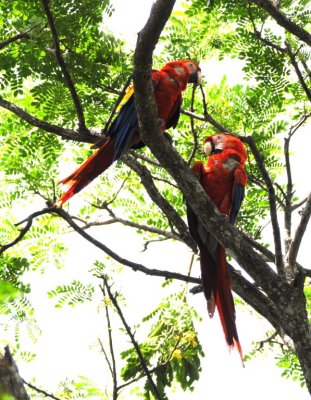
[0,96,99,143]
[199,85,234,133]
[132,151,161,167]
[186,84,200,165]
[0,208,55,255]
[286,193,311,268]
[122,153,197,252]
[101,277,164,400]
[101,285,118,399]
[285,41,311,103]
[54,206,199,284]
[41,0,88,131]
[244,136,285,277]
[284,135,293,255]
[98,339,114,378]
[22,380,63,400]
[248,5,287,53]
[249,0,311,47]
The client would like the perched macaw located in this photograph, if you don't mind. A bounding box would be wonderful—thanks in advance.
[186,133,247,361]
[55,60,202,207]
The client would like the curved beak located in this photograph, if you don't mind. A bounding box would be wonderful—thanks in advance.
[189,70,202,85]
[204,140,213,156]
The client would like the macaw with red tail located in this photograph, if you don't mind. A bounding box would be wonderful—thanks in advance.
[187,133,247,361]
[55,60,201,207]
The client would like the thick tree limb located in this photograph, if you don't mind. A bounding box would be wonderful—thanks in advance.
[0,96,100,143]
[0,346,30,400]
[133,0,287,303]
[249,0,311,47]
[41,0,88,132]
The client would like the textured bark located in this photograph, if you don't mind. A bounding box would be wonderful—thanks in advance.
[0,346,30,400]
[133,0,311,393]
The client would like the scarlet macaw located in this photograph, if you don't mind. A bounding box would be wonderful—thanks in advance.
[187,133,247,360]
[55,60,202,206]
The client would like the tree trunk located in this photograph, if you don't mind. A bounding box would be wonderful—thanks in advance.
[0,346,30,400]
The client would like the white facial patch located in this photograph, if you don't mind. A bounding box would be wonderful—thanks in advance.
[204,141,212,156]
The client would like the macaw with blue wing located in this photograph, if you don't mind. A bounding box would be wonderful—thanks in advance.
[55,60,201,206]
[187,133,248,361]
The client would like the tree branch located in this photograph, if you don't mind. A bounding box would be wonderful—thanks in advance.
[0,346,30,400]
[40,0,88,132]
[249,0,311,47]
[0,96,100,143]
[81,206,181,243]
[244,136,285,277]
[0,23,41,50]
[286,192,311,268]
[285,41,311,103]
[122,153,197,252]
[54,206,199,284]
[0,208,55,255]
[133,0,287,304]
[101,276,164,400]
[100,286,118,400]
[22,380,62,400]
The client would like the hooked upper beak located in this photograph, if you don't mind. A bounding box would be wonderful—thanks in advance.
[189,70,202,85]
[204,140,213,156]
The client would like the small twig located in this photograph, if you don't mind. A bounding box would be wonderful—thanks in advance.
[285,41,311,103]
[101,285,118,399]
[41,0,88,132]
[187,84,200,165]
[122,153,197,252]
[244,136,285,277]
[286,192,311,268]
[199,85,234,133]
[55,206,200,285]
[291,196,309,212]
[0,207,55,254]
[98,338,114,377]
[257,331,278,350]
[248,4,287,53]
[101,276,164,400]
[142,237,170,252]
[132,151,161,167]
[22,379,63,400]
[0,23,41,50]
[91,172,131,208]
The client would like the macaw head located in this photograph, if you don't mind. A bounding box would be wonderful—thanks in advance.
[204,133,247,164]
[162,60,202,89]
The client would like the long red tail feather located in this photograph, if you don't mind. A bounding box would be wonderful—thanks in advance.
[200,244,243,362]
[55,138,115,207]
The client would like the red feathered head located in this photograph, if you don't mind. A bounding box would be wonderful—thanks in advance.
[204,133,247,165]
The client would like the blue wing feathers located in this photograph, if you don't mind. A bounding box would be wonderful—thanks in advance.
[229,184,245,224]
[108,94,138,161]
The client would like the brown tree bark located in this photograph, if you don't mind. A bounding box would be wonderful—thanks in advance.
[0,346,30,400]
